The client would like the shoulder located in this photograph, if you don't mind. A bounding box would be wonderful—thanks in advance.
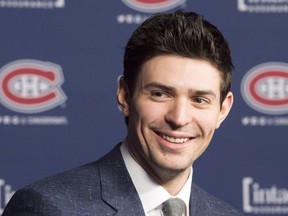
[3,145,123,216]
[20,143,123,196]
[3,160,103,216]
[28,159,101,194]
[191,183,244,216]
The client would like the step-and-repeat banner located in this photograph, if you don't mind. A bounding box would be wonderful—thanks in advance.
[0,0,287,215]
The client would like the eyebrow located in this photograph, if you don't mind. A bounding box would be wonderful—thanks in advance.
[142,81,217,98]
[143,82,175,93]
[189,89,217,98]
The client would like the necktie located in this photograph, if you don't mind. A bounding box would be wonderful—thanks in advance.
[162,198,186,216]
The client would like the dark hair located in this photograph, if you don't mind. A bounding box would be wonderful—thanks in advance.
[123,10,233,104]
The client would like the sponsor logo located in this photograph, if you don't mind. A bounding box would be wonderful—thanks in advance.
[122,0,186,13]
[117,14,151,25]
[241,62,288,115]
[241,116,288,126]
[0,115,68,126]
[0,178,15,214]
[0,59,67,114]
[0,0,65,9]
[238,0,288,13]
[118,0,186,24]
[242,177,288,214]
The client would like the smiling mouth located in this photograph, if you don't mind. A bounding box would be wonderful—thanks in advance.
[161,134,191,144]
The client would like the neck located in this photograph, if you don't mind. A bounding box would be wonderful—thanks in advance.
[154,166,191,196]
[127,144,191,195]
[126,137,192,195]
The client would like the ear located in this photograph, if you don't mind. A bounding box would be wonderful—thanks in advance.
[117,75,130,117]
[216,91,233,129]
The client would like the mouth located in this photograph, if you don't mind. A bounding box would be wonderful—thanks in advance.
[162,134,190,143]
[155,132,192,144]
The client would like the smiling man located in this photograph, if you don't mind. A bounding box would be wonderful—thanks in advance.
[118,55,233,197]
[3,11,243,216]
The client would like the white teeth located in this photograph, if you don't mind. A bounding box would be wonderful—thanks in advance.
[162,135,190,143]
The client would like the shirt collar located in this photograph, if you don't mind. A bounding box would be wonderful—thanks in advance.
[120,140,193,214]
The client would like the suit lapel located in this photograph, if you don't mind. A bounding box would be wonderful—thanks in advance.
[98,144,215,216]
[189,183,212,215]
[98,144,145,216]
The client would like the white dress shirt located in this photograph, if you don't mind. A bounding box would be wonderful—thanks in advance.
[120,141,192,216]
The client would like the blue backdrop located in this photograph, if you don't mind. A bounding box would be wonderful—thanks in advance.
[1,0,288,215]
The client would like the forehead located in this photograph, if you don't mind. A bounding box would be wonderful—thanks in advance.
[138,55,222,93]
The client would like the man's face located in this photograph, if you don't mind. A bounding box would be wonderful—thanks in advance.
[118,55,233,181]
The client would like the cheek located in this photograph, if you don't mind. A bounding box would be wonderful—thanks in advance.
[196,110,221,133]
[133,101,166,124]
[128,102,155,142]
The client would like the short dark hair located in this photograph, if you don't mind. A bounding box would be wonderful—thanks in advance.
[123,10,233,104]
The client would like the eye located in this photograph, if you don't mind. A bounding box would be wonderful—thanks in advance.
[151,91,166,97]
[150,91,171,101]
[193,97,209,104]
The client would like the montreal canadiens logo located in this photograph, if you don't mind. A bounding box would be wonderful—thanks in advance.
[0,59,66,113]
[241,62,288,115]
[122,0,186,13]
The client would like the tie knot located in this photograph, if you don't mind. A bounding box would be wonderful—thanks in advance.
[162,198,186,216]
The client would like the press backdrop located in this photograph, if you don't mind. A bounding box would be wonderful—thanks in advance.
[1,0,288,215]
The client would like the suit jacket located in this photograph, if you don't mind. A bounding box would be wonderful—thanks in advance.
[3,144,243,216]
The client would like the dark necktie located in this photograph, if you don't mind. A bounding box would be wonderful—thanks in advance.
[162,198,186,216]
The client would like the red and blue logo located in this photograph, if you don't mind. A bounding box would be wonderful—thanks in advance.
[0,59,66,113]
[241,62,288,115]
[122,0,186,13]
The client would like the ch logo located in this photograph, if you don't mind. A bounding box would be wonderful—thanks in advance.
[122,0,186,13]
[0,59,67,113]
[241,62,288,115]
[54,0,65,8]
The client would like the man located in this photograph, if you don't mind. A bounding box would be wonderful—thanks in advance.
[3,11,243,215]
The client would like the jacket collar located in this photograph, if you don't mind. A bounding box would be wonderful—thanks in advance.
[97,144,207,215]
[98,144,146,215]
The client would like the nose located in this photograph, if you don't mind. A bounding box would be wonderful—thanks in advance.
[165,98,192,128]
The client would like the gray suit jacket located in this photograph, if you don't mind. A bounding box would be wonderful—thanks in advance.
[3,144,243,216]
